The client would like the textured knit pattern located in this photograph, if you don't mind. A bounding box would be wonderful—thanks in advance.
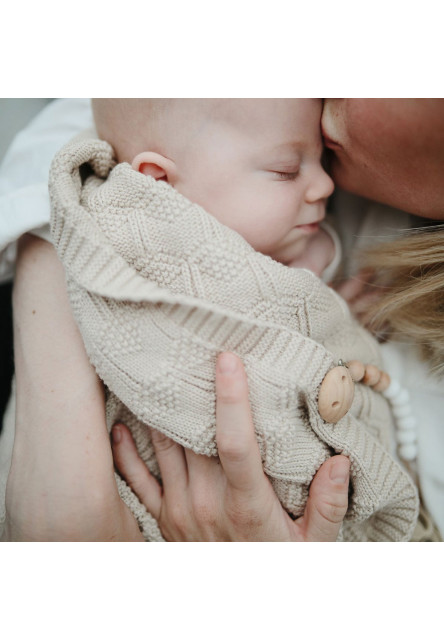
[48,134,419,541]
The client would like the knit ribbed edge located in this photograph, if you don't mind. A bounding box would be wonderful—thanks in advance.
[307,396,419,541]
[49,135,419,541]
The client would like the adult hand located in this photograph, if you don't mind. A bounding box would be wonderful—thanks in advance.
[2,235,143,541]
[112,352,350,541]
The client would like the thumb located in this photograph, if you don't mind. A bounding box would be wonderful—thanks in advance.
[299,455,350,542]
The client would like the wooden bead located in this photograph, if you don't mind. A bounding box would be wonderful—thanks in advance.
[372,371,391,392]
[318,366,355,423]
[347,360,365,382]
[363,364,381,386]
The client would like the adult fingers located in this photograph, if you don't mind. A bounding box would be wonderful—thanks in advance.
[300,455,350,542]
[111,423,162,520]
[215,352,265,495]
[150,428,189,496]
[184,447,221,488]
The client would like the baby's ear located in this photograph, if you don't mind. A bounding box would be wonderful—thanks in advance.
[131,152,177,183]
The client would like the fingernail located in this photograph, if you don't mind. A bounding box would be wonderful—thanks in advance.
[217,352,238,374]
[112,425,122,444]
[329,457,350,484]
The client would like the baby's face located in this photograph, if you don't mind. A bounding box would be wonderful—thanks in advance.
[173,99,334,264]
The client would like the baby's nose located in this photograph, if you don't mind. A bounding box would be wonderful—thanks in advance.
[306,168,335,203]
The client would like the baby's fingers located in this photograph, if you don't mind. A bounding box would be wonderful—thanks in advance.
[334,269,374,303]
[112,424,162,520]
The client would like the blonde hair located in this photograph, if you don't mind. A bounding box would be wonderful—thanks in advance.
[362,226,444,374]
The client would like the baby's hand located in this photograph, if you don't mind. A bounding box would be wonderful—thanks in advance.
[334,269,384,325]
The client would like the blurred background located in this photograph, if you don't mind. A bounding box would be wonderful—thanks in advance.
[0,99,52,162]
[0,99,53,427]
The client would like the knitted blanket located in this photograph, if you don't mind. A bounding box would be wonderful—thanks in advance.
[48,134,419,541]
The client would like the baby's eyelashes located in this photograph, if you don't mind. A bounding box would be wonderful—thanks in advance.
[272,170,300,181]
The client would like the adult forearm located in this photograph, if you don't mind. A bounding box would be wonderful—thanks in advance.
[4,234,141,540]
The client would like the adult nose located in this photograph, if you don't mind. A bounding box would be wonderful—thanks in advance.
[305,167,335,203]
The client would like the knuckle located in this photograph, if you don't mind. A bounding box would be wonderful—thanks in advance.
[128,472,149,496]
[117,462,151,496]
[167,502,186,528]
[315,497,348,525]
[158,510,185,542]
[151,430,176,454]
[164,500,194,539]
[217,433,250,462]
[217,388,243,404]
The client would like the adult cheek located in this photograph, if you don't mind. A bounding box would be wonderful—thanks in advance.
[324,99,444,217]
[322,99,379,194]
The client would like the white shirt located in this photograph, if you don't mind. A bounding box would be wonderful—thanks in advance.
[0,98,93,282]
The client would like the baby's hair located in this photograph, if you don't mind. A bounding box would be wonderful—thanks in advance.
[92,99,232,163]
[362,227,444,374]
[91,99,269,164]
[92,99,175,162]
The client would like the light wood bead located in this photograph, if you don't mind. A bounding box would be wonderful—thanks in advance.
[363,364,382,387]
[372,371,391,392]
[347,360,365,382]
[318,366,355,423]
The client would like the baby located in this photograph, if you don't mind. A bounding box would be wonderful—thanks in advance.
[44,98,419,541]
[92,98,339,279]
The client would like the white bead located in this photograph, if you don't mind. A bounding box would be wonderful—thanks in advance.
[389,388,410,407]
[392,404,414,419]
[396,429,417,445]
[396,415,417,430]
[383,379,402,400]
[398,443,418,461]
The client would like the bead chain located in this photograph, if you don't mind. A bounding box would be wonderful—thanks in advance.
[342,359,418,464]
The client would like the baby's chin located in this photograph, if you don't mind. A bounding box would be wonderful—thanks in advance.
[286,227,335,275]
[265,234,313,267]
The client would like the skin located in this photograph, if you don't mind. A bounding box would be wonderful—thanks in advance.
[103,98,335,272]
[3,235,143,541]
[322,98,444,219]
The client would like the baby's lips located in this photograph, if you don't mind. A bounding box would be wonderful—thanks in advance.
[294,221,321,234]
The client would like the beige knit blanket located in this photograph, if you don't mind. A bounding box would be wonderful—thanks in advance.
[48,134,419,541]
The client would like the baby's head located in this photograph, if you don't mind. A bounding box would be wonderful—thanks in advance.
[92,99,334,264]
